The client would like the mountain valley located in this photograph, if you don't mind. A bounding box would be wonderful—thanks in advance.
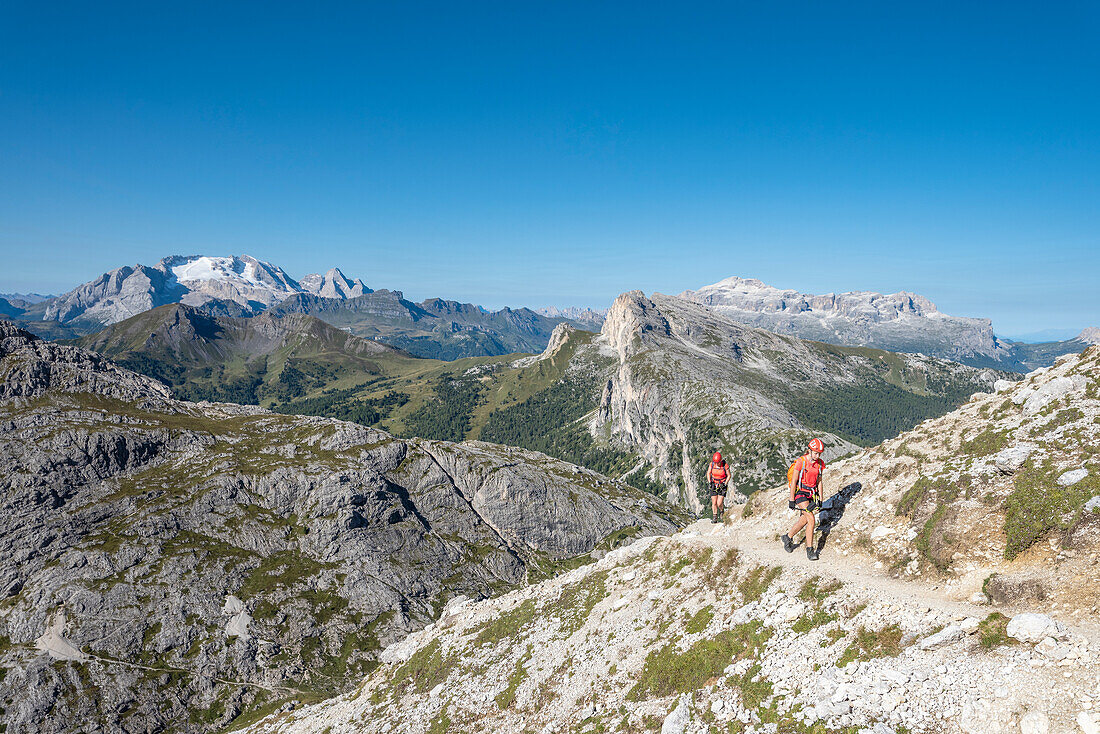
[73,291,1009,516]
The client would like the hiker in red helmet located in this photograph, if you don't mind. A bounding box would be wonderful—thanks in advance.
[706,451,730,524]
[782,438,826,560]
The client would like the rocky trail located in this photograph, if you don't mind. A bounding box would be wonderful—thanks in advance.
[238,512,1099,734]
[703,521,1025,634]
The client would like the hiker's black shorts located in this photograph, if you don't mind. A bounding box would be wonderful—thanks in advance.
[794,491,816,511]
[709,482,728,497]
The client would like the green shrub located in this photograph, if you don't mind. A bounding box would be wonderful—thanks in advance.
[471,599,537,647]
[392,639,455,697]
[684,606,714,634]
[960,428,1008,457]
[798,577,842,602]
[495,646,532,709]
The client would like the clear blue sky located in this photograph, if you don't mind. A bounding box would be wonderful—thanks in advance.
[2,1,1097,337]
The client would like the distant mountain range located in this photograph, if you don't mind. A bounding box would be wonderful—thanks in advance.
[7,255,594,359]
[5,258,1095,370]
[680,276,1093,371]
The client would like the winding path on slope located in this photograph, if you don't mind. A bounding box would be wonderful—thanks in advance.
[683,517,1100,641]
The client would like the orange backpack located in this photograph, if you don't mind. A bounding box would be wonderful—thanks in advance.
[786,455,805,489]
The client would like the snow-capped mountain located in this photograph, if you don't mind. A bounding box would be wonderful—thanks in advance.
[679,276,1086,371]
[40,255,368,328]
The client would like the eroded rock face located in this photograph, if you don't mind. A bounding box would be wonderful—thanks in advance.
[0,320,683,733]
[0,321,171,402]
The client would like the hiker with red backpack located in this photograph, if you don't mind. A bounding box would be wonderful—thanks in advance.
[782,438,826,560]
[706,451,730,523]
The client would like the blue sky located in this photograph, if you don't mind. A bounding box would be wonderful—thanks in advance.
[1,1,1097,338]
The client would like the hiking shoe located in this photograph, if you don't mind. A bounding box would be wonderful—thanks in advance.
[806,547,819,561]
[781,534,795,553]
[711,515,719,524]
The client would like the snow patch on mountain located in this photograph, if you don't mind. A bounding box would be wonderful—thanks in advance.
[170,256,267,285]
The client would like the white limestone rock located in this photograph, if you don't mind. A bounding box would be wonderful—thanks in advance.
[1020,710,1050,734]
[994,444,1035,473]
[919,625,964,650]
[661,694,693,734]
[1006,613,1064,643]
[1058,469,1089,486]
[1022,375,1088,416]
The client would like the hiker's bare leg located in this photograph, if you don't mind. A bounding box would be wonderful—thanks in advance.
[804,511,816,547]
[789,501,811,539]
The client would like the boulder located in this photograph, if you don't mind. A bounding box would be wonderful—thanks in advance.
[994,379,1015,393]
[1035,637,1069,660]
[1022,375,1087,416]
[959,617,981,633]
[1006,613,1063,643]
[661,694,693,734]
[919,625,965,650]
[1058,469,1089,487]
[1020,710,1050,734]
[870,525,895,541]
[987,576,1047,605]
[993,444,1035,473]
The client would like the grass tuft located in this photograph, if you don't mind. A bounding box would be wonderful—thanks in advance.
[837,624,904,667]
[738,565,782,603]
[627,621,771,700]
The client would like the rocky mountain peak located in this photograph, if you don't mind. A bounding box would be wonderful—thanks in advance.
[673,276,1048,368]
[600,290,672,359]
[1078,327,1100,345]
[684,276,943,319]
[300,267,371,299]
[537,323,576,361]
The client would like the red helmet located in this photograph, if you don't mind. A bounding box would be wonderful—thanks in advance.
[808,438,825,453]
[712,451,723,463]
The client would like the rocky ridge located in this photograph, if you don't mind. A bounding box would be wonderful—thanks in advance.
[0,321,685,733]
[20,255,592,361]
[43,255,303,327]
[298,268,370,300]
[680,277,1090,372]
